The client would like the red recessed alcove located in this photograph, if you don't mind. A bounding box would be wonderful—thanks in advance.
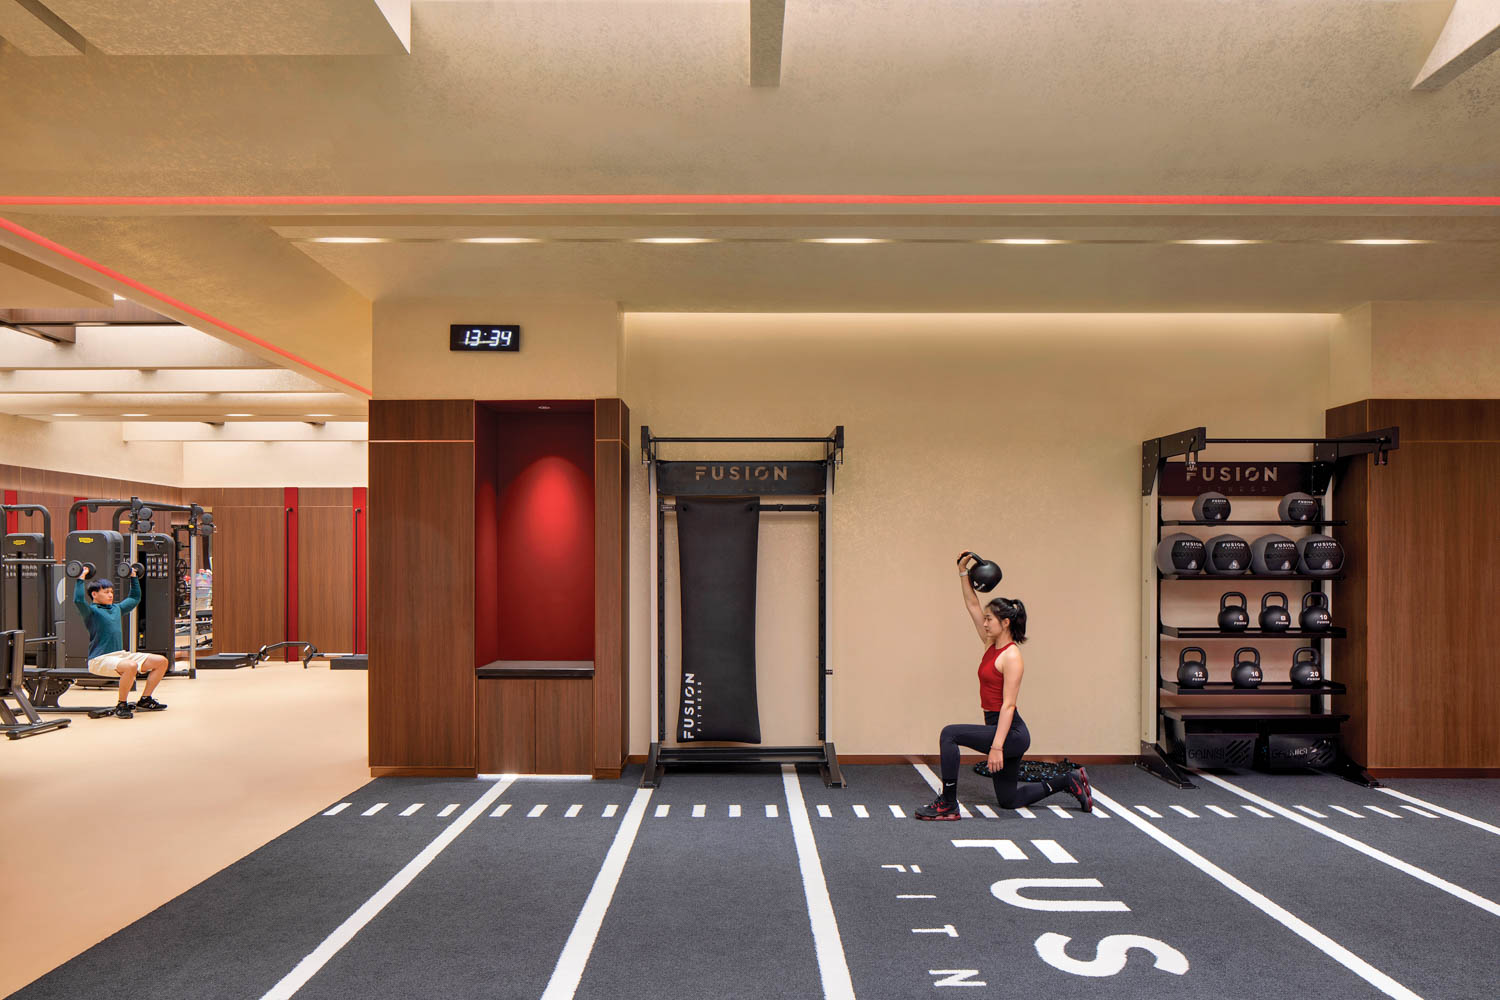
[474,401,595,670]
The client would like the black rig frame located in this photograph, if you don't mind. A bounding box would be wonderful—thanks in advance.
[641,427,846,788]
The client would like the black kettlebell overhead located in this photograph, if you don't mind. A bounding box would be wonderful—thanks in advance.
[1290,647,1323,688]
[1217,592,1250,632]
[959,551,1003,592]
[1177,647,1209,689]
[1191,491,1231,522]
[1231,647,1263,688]
[1300,591,1333,631]
[1258,592,1291,632]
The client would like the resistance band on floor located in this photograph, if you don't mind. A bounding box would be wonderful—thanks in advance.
[676,497,761,743]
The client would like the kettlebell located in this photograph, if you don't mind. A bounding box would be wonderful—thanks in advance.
[1290,647,1323,688]
[1177,647,1209,689]
[1217,592,1250,632]
[1231,647,1263,688]
[1299,592,1332,632]
[1258,592,1291,632]
[959,551,1004,593]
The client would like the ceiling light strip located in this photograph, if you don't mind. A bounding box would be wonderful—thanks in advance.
[0,216,372,398]
[1,194,1499,207]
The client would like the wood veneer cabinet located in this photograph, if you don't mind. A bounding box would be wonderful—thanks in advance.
[1326,399,1500,774]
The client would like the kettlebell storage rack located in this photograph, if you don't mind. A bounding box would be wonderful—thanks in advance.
[1139,426,1398,789]
[641,427,845,788]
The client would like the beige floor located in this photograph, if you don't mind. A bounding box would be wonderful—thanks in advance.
[1,662,369,997]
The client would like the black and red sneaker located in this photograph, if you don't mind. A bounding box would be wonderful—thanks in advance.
[1064,767,1092,812]
[914,798,961,821]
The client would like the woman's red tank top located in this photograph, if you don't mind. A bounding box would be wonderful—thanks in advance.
[978,641,1016,711]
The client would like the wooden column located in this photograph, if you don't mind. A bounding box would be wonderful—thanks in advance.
[369,400,477,776]
[1327,399,1500,775]
[593,399,630,778]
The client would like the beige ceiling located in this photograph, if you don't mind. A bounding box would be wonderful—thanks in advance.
[1,0,1498,389]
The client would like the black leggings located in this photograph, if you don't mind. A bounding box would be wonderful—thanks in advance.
[939,711,1062,809]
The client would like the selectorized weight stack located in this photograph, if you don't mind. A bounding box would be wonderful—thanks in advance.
[642,426,846,788]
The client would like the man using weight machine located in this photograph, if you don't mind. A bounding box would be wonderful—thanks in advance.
[74,565,169,719]
[914,552,1091,820]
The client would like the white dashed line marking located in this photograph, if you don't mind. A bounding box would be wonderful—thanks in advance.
[729,804,741,818]
[602,804,618,818]
[853,804,870,818]
[976,804,998,819]
[1295,805,1328,819]
[490,804,511,818]
[958,803,974,819]
[1207,805,1235,818]
[898,894,937,900]
[692,804,706,818]
[1400,805,1438,819]
[361,803,387,817]
[322,803,351,816]
[1135,806,1163,819]
[953,839,1026,861]
[1032,840,1077,864]
[1331,805,1363,819]
[1365,805,1400,819]
[1015,807,1035,818]
[817,804,832,818]
[1243,805,1274,818]
[566,804,582,818]
[654,804,670,818]
[1379,788,1500,835]
[400,804,423,817]
[766,804,779,818]
[528,804,548,818]
[890,804,907,818]
[1047,805,1072,819]
[1092,807,1110,818]
[438,804,459,818]
[1170,805,1199,818]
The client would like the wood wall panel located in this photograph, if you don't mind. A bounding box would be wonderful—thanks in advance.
[212,506,286,654]
[1326,403,1372,766]
[1368,399,1500,443]
[536,678,593,774]
[594,438,629,775]
[369,438,475,770]
[298,505,354,654]
[370,400,475,442]
[477,678,535,773]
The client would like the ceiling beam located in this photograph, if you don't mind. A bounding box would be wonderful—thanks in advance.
[1413,0,1500,90]
[0,392,362,417]
[0,0,85,55]
[122,421,367,442]
[749,0,785,87]
[0,368,328,393]
[0,325,276,370]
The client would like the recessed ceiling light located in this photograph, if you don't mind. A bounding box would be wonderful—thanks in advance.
[804,238,890,244]
[52,413,77,417]
[633,237,718,244]
[458,237,541,244]
[309,237,388,244]
[112,293,127,301]
[1336,239,1429,245]
[1174,239,1262,245]
[225,413,253,417]
[121,413,148,417]
[982,238,1069,245]
[306,413,334,417]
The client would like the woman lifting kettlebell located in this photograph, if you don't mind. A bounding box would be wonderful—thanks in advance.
[914,552,1092,820]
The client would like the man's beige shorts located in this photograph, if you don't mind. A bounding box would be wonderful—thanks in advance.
[87,651,154,677]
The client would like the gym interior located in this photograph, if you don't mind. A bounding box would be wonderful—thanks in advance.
[1,5,1498,998]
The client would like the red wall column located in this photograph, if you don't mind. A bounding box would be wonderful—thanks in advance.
[3,489,17,534]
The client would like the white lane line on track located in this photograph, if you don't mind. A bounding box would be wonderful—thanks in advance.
[976,804,998,819]
[529,804,548,818]
[566,804,583,818]
[1400,805,1439,819]
[817,804,832,818]
[602,804,618,818]
[1091,807,1110,819]
[954,839,1026,861]
[322,803,350,816]
[490,803,511,818]
[259,777,514,1000]
[361,803,387,817]
[1295,805,1329,819]
[782,766,856,1000]
[654,804,670,818]
[539,787,653,1000]
[1198,772,1500,919]
[400,804,423,817]
[1135,806,1163,819]
[1366,805,1400,819]
[1015,808,1035,818]
[1379,788,1500,836]
[898,894,937,900]
[958,803,973,818]
[438,804,459,818]
[890,804,907,818]
[1169,805,1198,818]
[1206,805,1235,818]
[1047,805,1072,819]
[1331,805,1364,819]
[1243,805,1273,818]
[853,804,869,818]
[1090,787,1422,1000]
[692,804,706,818]
[1032,840,1077,864]
[729,804,741,818]
[766,804,779,818]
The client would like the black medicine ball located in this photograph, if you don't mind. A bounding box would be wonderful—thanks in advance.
[1203,534,1250,575]
[1250,534,1298,575]
[1155,533,1205,576]
[1296,534,1344,576]
[1192,492,1231,522]
[1278,492,1320,523]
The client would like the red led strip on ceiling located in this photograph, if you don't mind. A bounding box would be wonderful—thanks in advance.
[0,215,372,397]
[0,194,1497,206]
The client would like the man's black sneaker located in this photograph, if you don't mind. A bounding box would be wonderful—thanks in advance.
[914,798,961,821]
[113,702,134,719]
[1065,767,1092,812]
[135,696,168,712]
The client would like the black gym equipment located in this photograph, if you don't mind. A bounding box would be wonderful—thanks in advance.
[1154,533,1204,576]
[1249,533,1298,575]
[641,426,845,788]
[1258,592,1291,632]
[1191,491,1231,522]
[1230,647,1263,688]
[1203,533,1250,575]
[1176,647,1209,688]
[959,551,1003,592]
[197,640,322,671]
[1278,492,1320,522]
[1296,534,1344,576]
[1216,593,1250,632]
[1,629,68,738]
[1290,647,1323,688]
[1299,592,1333,632]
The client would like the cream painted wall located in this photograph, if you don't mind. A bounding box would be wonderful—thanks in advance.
[0,414,183,484]
[372,298,621,399]
[179,442,367,488]
[1330,301,1500,406]
[623,314,1339,757]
